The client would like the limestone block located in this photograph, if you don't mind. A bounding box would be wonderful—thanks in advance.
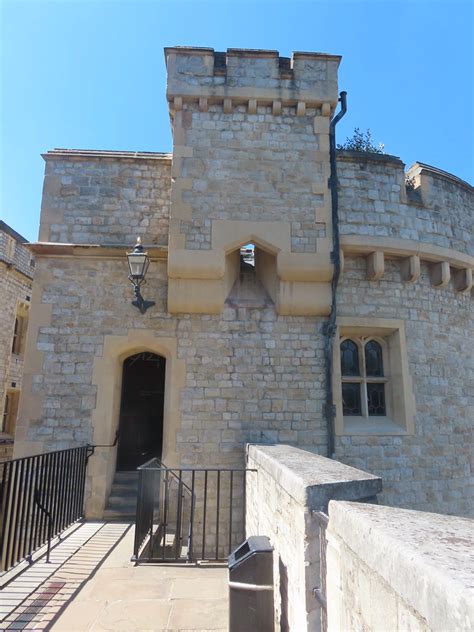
[366,251,385,281]
[430,261,450,288]
[400,255,420,283]
[167,278,224,313]
[452,267,472,293]
[278,281,332,316]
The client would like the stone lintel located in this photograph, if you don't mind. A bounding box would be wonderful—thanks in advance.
[246,444,382,511]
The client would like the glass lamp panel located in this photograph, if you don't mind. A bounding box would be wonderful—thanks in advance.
[128,253,147,278]
[367,383,386,416]
[340,340,360,376]
[365,340,384,376]
[342,383,362,415]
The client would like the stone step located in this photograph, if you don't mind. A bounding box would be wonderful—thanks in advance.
[103,508,135,522]
[107,495,137,509]
[113,471,139,484]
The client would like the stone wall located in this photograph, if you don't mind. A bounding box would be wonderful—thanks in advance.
[338,151,473,255]
[0,222,34,460]
[16,255,328,465]
[179,103,325,253]
[39,150,171,246]
[335,255,473,517]
[326,501,474,631]
[246,444,381,632]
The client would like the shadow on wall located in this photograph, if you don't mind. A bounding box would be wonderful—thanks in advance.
[279,557,289,632]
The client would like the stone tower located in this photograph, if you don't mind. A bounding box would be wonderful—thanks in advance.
[165,47,341,315]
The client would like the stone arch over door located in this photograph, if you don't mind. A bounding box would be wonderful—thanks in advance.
[86,330,185,518]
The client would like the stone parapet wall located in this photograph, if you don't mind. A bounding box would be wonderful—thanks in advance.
[337,151,473,256]
[326,501,474,631]
[246,444,381,632]
[39,151,171,246]
[335,255,473,517]
[165,47,341,107]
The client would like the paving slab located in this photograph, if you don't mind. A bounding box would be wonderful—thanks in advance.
[1,521,229,631]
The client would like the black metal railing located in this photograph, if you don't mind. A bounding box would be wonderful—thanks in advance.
[133,459,253,563]
[0,446,89,573]
[313,510,329,632]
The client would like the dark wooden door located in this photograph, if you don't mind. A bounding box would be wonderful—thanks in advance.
[116,352,165,471]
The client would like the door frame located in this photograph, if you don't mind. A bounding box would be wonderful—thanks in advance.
[86,330,185,518]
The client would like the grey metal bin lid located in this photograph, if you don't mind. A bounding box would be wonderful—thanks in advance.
[228,535,273,568]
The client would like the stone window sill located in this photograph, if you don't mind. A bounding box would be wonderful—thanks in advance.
[343,416,408,435]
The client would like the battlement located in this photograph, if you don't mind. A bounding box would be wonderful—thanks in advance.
[165,46,341,110]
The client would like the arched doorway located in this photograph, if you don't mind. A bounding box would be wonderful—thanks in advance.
[116,352,166,471]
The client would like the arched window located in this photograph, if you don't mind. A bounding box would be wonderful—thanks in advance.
[365,340,384,377]
[340,339,360,376]
[340,337,387,418]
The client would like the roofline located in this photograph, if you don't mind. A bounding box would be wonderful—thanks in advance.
[0,220,28,244]
[42,149,172,162]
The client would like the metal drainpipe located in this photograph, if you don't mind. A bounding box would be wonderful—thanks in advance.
[324,91,347,458]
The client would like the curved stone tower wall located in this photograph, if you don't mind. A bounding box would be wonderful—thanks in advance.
[336,152,473,516]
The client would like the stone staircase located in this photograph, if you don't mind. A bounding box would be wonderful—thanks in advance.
[103,471,139,521]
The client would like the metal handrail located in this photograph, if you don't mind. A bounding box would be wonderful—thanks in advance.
[0,446,89,574]
[133,464,255,564]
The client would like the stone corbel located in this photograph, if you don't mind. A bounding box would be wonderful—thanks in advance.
[223,98,232,114]
[248,99,257,114]
[452,267,472,293]
[366,251,385,281]
[296,101,306,117]
[173,96,183,111]
[199,97,208,112]
[400,255,420,283]
[321,103,331,117]
[272,100,282,116]
[430,261,450,288]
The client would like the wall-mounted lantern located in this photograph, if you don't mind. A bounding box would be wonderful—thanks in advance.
[127,237,155,314]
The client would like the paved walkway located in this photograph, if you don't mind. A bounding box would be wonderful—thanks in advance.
[0,522,228,631]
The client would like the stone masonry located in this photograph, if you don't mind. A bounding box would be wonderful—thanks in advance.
[13,47,473,519]
[0,221,34,461]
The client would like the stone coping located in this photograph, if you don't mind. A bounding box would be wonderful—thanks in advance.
[409,161,474,191]
[337,149,404,166]
[27,243,168,259]
[42,149,172,162]
[164,46,341,63]
[246,444,381,510]
[328,501,474,631]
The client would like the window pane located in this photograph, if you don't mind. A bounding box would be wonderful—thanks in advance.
[365,340,384,377]
[367,383,386,416]
[342,383,362,415]
[340,340,360,376]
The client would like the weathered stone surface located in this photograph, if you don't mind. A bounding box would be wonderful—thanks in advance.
[246,444,381,631]
[327,501,474,631]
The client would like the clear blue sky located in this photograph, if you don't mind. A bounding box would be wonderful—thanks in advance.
[1,0,473,242]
